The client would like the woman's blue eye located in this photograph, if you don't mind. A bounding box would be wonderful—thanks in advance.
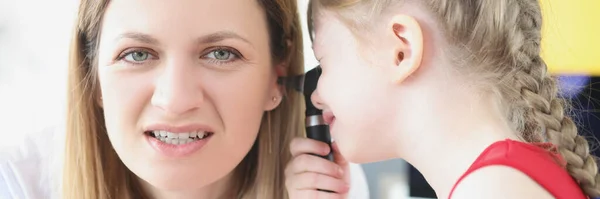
[124,51,151,62]
[206,49,237,61]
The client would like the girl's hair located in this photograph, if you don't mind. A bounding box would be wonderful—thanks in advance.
[64,0,304,198]
[309,0,600,197]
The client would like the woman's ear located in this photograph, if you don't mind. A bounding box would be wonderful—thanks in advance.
[264,62,286,111]
[387,14,423,84]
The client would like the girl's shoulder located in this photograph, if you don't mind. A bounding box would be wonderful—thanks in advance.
[450,139,586,199]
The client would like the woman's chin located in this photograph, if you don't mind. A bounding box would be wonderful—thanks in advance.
[143,174,208,191]
[132,165,232,193]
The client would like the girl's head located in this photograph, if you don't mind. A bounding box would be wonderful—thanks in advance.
[309,0,600,197]
[65,0,304,198]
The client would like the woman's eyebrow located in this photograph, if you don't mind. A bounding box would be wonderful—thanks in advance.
[114,32,160,45]
[113,31,252,46]
[196,31,251,45]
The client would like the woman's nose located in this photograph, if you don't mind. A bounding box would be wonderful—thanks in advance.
[151,60,204,115]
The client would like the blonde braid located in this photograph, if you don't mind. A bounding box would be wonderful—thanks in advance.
[310,0,600,196]
[510,0,600,196]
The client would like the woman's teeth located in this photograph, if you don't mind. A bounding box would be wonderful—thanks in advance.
[149,131,211,145]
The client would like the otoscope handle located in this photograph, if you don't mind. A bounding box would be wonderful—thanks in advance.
[306,125,334,161]
[303,66,336,193]
[305,115,335,193]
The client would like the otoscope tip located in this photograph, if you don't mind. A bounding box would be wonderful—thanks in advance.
[278,74,305,93]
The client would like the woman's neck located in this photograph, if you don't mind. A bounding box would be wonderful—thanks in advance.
[139,171,235,199]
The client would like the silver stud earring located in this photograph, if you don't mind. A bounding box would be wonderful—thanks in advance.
[272,96,278,102]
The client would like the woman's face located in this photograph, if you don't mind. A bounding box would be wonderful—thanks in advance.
[96,0,281,194]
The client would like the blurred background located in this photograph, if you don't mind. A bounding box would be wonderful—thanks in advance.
[0,0,598,198]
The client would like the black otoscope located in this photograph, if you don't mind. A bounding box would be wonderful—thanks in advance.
[280,66,334,161]
[280,66,334,159]
[281,66,335,193]
[303,66,334,161]
[303,66,335,193]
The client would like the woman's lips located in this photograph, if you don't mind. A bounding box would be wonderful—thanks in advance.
[145,132,212,158]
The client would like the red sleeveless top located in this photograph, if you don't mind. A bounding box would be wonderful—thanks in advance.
[448,139,587,199]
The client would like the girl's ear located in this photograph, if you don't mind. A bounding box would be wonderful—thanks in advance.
[387,14,424,84]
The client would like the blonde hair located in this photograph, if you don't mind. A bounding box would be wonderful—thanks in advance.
[309,0,600,197]
[63,0,304,198]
